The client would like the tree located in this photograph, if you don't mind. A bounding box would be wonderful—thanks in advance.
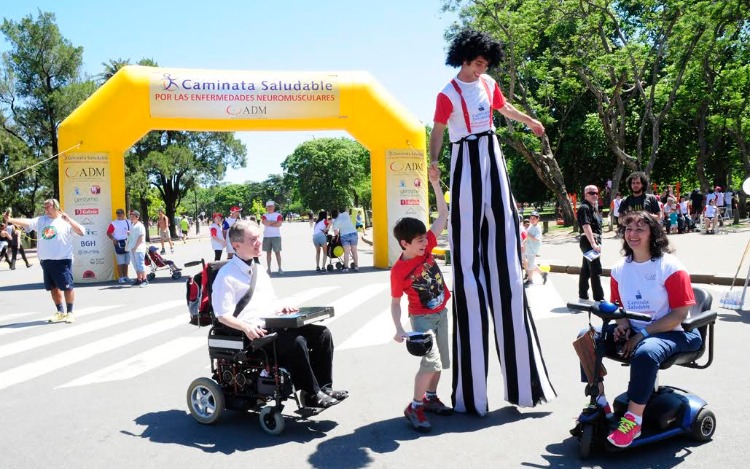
[282,138,370,211]
[0,11,95,199]
[444,0,576,223]
[138,130,246,238]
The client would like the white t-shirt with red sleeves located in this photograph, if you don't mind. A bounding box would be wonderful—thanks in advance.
[209,222,225,251]
[609,253,695,331]
[433,74,507,143]
[262,212,282,238]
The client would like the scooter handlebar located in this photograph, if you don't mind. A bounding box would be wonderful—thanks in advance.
[567,300,652,323]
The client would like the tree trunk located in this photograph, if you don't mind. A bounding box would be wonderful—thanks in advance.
[139,198,150,243]
[505,136,575,225]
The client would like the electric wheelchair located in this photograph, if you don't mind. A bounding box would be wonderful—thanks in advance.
[185,260,335,435]
[567,287,718,459]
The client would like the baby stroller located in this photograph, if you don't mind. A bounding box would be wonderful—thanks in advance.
[145,245,182,280]
[325,234,348,271]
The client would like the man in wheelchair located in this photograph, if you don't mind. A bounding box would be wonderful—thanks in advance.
[212,219,348,409]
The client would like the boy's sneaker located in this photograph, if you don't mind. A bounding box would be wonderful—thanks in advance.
[140,280,149,288]
[607,414,642,448]
[423,396,453,415]
[341,268,350,273]
[404,404,431,432]
[64,313,75,324]
[160,249,166,255]
[48,312,66,323]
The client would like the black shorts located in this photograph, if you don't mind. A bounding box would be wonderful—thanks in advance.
[41,259,75,291]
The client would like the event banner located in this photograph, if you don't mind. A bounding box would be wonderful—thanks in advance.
[149,68,341,120]
[385,149,429,265]
[61,153,114,283]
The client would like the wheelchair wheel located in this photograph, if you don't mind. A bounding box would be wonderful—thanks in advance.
[691,408,716,441]
[326,264,334,272]
[171,271,182,280]
[147,272,156,281]
[336,262,343,270]
[187,377,225,425]
[259,406,285,435]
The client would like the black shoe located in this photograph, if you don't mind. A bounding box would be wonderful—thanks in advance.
[302,390,339,409]
[321,386,349,401]
[542,272,548,285]
[131,280,143,287]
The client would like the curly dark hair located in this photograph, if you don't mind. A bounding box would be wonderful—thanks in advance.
[626,171,649,190]
[446,29,504,68]
[619,211,673,261]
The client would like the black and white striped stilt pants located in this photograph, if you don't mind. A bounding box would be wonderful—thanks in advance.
[449,133,556,415]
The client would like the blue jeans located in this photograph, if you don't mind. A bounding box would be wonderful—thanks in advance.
[579,324,702,404]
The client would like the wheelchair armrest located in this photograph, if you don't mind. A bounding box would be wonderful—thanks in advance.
[681,310,718,331]
[250,332,278,351]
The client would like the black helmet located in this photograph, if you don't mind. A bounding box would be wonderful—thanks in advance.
[405,331,434,357]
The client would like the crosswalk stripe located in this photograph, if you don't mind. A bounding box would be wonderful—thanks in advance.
[338,307,398,350]
[0,314,186,391]
[0,300,183,360]
[526,280,572,320]
[57,336,205,389]
[0,312,37,324]
[0,305,123,338]
[324,283,389,324]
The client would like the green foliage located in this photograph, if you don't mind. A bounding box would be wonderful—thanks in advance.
[0,10,95,202]
[282,137,370,211]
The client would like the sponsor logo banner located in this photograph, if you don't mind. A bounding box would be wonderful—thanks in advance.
[149,68,341,120]
[61,153,114,282]
[385,149,428,264]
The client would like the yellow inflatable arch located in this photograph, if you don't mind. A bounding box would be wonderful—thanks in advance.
[58,66,427,282]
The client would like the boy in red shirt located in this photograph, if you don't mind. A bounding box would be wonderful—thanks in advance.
[390,166,451,432]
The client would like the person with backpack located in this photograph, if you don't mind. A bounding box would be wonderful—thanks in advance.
[211,219,348,409]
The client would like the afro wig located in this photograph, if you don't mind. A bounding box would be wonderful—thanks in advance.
[446,29,504,68]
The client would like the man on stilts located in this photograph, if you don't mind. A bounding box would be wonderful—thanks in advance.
[429,29,556,416]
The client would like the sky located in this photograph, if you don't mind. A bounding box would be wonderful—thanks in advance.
[2,0,459,184]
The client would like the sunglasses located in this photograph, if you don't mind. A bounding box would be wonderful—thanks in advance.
[587,191,599,195]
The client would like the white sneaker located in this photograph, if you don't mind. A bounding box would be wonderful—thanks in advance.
[118,277,126,284]
[278,269,284,275]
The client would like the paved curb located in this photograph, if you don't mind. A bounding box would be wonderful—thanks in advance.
[363,234,746,287]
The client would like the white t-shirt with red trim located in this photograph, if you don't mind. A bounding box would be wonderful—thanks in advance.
[609,253,695,331]
[262,212,282,238]
[433,74,507,142]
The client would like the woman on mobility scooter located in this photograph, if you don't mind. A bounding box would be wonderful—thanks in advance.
[211,220,348,409]
[579,211,702,448]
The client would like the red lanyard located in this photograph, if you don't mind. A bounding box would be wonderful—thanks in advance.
[450,77,494,133]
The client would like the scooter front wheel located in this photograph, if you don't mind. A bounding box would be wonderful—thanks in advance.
[691,408,716,441]
[579,423,594,460]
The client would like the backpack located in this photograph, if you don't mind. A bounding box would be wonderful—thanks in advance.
[185,260,228,326]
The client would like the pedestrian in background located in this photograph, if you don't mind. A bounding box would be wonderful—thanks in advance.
[209,213,226,262]
[127,210,148,287]
[6,222,32,269]
[331,208,359,272]
[107,208,131,284]
[157,208,173,255]
[312,210,330,273]
[261,200,284,275]
[523,211,547,286]
[577,185,604,301]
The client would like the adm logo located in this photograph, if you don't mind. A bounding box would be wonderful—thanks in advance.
[162,73,179,91]
[64,167,105,178]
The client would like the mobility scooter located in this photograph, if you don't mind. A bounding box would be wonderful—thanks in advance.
[567,287,717,459]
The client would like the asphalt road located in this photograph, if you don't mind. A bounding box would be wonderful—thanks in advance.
[1,221,748,468]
